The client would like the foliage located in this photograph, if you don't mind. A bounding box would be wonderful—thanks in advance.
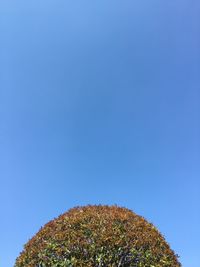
[15,205,181,266]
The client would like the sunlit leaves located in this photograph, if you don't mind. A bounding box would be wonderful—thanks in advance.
[14,205,181,267]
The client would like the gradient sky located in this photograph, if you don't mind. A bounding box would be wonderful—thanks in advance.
[0,1,200,266]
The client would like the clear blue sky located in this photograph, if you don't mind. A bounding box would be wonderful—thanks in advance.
[0,1,199,266]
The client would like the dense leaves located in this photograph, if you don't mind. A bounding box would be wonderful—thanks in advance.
[15,205,181,266]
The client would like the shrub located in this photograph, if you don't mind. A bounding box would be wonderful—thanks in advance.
[15,205,181,266]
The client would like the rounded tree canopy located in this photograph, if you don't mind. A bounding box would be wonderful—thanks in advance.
[15,205,181,266]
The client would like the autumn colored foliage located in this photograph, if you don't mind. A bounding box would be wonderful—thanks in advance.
[15,205,181,266]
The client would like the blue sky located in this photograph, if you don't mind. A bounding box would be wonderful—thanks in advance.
[0,1,200,266]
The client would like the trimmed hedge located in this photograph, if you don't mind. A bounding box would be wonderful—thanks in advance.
[15,205,181,266]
